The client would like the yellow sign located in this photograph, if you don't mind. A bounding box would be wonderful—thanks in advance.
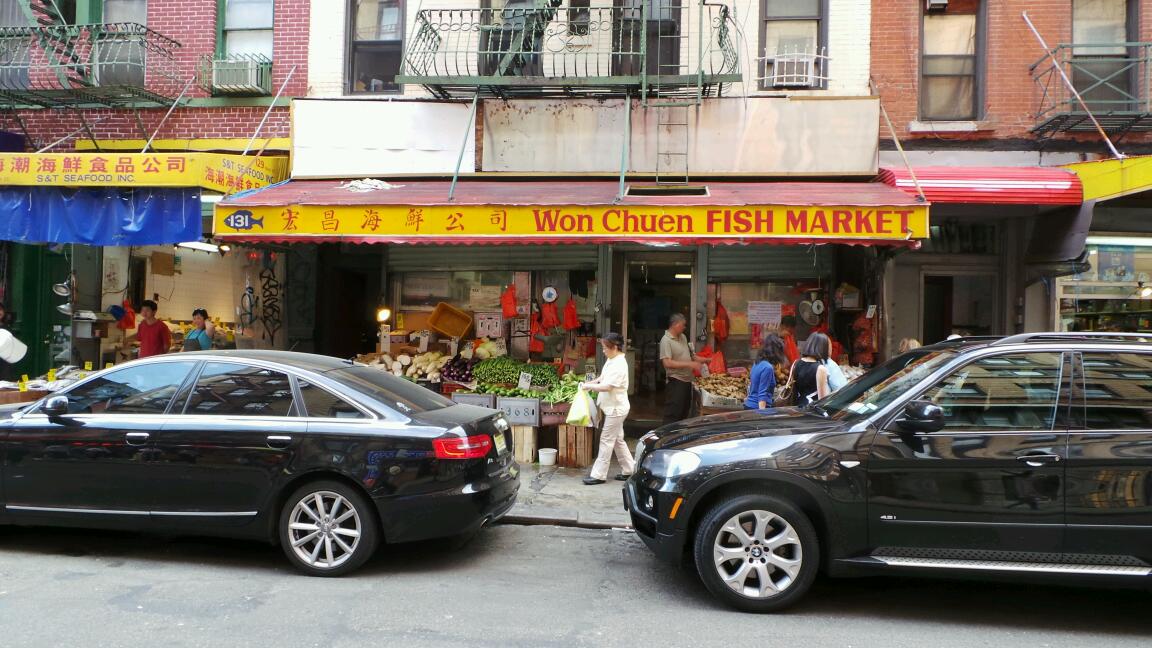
[17,381,26,392]
[84,361,93,371]
[215,204,930,241]
[46,369,55,382]
[105,362,114,369]
[20,374,28,383]
[0,152,288,193]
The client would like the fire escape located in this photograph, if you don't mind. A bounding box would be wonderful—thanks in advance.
[0,0,185,143]
[396,0,741,185]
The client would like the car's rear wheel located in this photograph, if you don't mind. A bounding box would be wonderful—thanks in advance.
[279,480,380,576]
[693,494,819,612]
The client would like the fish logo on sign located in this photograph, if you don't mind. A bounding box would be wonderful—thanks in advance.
[223,209,264,231]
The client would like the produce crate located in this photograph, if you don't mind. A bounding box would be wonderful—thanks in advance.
[698,387,743,410]
[440,382,470,396]
[557,425,596,468]
[428,302,472,338]
[511,425,536,464]
[539,401,571,426]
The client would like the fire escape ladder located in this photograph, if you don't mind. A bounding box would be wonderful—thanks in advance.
[18,0,91,88]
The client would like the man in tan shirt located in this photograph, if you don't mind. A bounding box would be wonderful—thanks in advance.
[660,313,706,424]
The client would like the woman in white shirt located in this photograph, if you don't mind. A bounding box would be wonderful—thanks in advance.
[580,332,636,485]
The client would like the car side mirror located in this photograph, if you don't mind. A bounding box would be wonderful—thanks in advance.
[40,395,69,417]
[896,399,944,433]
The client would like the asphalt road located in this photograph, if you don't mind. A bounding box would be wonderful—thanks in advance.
[0,523,1149,648]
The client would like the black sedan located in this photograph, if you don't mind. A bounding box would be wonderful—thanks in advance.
[0,350,519,575]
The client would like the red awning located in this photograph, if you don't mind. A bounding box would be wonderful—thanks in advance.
[215,179,929,246]
[878,166,1082,205]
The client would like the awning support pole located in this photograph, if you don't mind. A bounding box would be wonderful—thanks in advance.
[78,112,101,152]
[615,96,631,203]
[870,79,926,204]
[142,76,195,153]
[36,117,105,153]
[243,65,297,156]
[448,93,479,202]
[1022,11,1123,159]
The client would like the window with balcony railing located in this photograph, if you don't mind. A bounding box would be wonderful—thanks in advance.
[101,0,147,87]
[759,0,822,90]
[1071,0,1134,112]
[348,0,404,93]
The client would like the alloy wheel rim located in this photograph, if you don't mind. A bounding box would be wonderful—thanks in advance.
[288,491,362,570]
[713,509,803,599]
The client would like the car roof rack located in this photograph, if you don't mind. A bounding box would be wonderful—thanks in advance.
[991,332,1152,346]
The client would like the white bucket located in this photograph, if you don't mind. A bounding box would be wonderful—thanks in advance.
[0,329,26,364]
[538,448,557,466]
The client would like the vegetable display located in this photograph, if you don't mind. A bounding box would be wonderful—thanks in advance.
[368,351,452,382]
[695,373,750,400]
[441,355,477,383]
[472,357,558,387]
[542,372,582,404]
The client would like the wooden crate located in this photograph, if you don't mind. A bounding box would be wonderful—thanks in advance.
[511,425,536,464]
[557,425,597,468]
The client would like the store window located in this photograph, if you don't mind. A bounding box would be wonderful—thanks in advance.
[221,0,274,59]
[1058,243,1152,333]
[920,353,1063,432]
[348,0,404,93]
[1080,353,1152,430]
[100,0,148,86]
[1072,0,1133,111]
[921,5,979,121]
[65,361,196,415]
[759,0,822,89]
[183,362,296,416]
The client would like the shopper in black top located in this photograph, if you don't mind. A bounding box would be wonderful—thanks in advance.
[791,333,831,407]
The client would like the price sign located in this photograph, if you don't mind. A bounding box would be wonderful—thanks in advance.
[497,396,540,426]
[517,371,533,391]
[104,362,114,370]
[83,361,93,371]
[476,312,504,339]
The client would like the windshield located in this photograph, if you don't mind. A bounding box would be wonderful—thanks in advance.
[817,350,957,419]
[327,366,453,415]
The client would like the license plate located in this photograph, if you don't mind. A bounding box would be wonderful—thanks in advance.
[493,431,508,454]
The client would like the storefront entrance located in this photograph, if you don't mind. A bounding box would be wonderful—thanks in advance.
[614,251,697,427]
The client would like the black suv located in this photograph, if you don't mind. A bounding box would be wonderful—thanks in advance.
[625,333,1152,612]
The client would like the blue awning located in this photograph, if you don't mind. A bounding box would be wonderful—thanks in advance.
[0,187,201,245]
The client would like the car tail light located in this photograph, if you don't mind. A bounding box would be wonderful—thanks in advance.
[433,434,493,460]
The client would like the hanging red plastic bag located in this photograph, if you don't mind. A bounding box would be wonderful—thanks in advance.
[528,312,545,353]
[500,284,518,319]
[709,351,727,374]
[541,301,560,331]
[116,299,136,330]
[693,345,713,377]
[713,299,730,343]
[562,298,580,330]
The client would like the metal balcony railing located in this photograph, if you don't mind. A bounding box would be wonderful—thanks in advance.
[1031,42,1152,135]
[0,22,183,107]
[396,1,741,99]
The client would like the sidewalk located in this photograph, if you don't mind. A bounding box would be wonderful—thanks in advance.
[504,461,634,529]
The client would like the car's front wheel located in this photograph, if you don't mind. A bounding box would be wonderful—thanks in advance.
[693,494,819,612]
[279,480,380,576]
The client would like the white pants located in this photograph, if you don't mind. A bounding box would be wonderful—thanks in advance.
[590,412,635,480]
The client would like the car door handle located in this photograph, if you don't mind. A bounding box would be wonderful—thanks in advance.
[1016,453,1062,467]
[266,435,292,449]
[125,432,150,446]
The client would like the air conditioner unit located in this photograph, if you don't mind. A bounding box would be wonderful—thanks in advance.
[211,58,271,96]
[770,55,816,88]
[925,0,949,11]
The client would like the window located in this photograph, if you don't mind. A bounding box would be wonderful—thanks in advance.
[1072,0,1133,111]
[183,362,296,416]
[921,11,978,121]
[65,361,196,415]
[299,381,366,419]
[348,0,403,93]
[329,365,452,415]
[99,0,148,86]
[1080,353,1152,430]
[759,0,821,89]
[920,353,1063,431]
[221,0,274,59]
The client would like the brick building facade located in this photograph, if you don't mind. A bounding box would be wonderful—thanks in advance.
[2,0,309,149]
[871,0,1152,155]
